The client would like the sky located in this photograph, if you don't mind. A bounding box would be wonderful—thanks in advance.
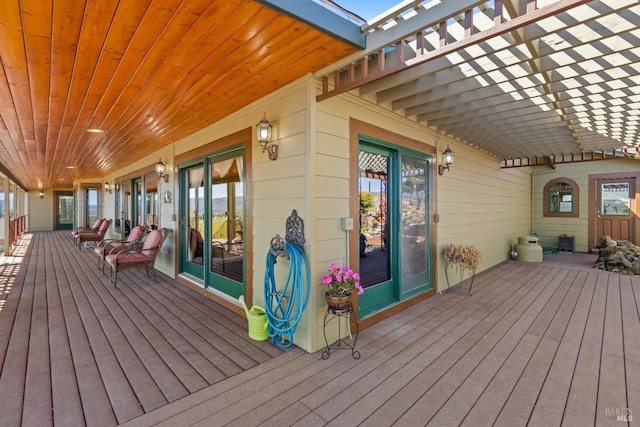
[331,0,401,21]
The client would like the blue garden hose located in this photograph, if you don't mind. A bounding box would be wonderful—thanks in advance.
[264,242,310,349]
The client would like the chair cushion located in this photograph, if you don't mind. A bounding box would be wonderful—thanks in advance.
[106,253,152,266]
[127,226,144,242]
[80,232,101,239]
[142,230,162,256]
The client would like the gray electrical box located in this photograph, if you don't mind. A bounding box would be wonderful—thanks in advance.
[341,217,354,230]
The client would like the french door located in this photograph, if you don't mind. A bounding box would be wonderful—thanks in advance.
[180,148,245,298]
[358,140,432,318]
[55,191,74,230]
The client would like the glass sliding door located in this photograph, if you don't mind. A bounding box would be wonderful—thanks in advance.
[399,154,431,296]
[358,140,432,318]
[122,181,132,236]
[55,192,74,230]
[179,147,246,298]
[182,164,205,278]
[207,152,245,297]
[84,187,99,227]
[144,173,158,228]
[358,144,395,316]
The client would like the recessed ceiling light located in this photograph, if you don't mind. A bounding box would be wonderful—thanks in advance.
[87,128,104,133]
[66,166,75,169]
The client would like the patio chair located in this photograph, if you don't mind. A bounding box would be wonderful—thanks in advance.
[75,219,112,249]
[72,218,104,238]
[105,228,169,287]
[94,225,145,272]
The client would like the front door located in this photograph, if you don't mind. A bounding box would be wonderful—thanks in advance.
[596,178,635,243]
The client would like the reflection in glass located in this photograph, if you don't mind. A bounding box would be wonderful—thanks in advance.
[145,174,158,227]
[122,181,132,236]
[85,187,99,226]
[549,182,573,213]
[210,156,244,283]
[400,155,429,292]
[58,194,74,228]
[601,182,631,216]
[358,150,390,288]
[187,167,205,265]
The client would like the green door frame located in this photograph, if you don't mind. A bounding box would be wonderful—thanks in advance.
[357,138,433,318]
[178,146,246,299]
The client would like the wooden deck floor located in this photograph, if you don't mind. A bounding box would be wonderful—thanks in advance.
[1,232,639,426]
[0,231,282,427]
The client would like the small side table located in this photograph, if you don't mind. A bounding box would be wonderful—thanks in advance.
[322,302,360,360]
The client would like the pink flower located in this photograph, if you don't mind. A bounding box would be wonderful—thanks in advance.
[322,275,332,285]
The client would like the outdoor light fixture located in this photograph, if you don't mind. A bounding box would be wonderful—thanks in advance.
[256,113,278,160]
[104,182,112,194]
[39,191,44,199]
[155,158,169,182]
[438,145,454,175]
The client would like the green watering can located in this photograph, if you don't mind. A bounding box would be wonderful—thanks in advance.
[239,295,269,341]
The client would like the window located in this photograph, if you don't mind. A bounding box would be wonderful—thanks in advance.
[544,178,579,217]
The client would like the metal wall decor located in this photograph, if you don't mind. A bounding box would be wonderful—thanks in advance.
[268,209,306,258]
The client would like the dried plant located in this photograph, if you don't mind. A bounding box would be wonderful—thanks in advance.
[443,243,483,273]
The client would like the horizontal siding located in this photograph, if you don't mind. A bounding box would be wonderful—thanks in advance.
[532,159,639,252]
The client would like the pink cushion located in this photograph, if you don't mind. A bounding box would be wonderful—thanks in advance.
[142,230,161,256]
[127,226,144,242]
[106,253,151,266]
[80,232,101,239]
[91,218,103,229]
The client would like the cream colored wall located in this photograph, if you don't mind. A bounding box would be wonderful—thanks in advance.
[61,73,533,354]
[28,191,54,231]
[27,188,71,231]
[532,159,639,252]
[314,91,532,350]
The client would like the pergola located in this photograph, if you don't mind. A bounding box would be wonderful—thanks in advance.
[317,0,640,167]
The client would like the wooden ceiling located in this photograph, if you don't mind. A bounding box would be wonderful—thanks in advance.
[0,0,359,190]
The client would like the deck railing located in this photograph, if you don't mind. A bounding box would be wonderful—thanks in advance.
[9,215,26,250]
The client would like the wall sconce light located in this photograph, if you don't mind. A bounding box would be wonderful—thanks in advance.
[256,113,278,160]
[155,158,169,182]
[438,145,454,175]
[39,191,44,199]
[104,182,112,194]
[163,190,172,204]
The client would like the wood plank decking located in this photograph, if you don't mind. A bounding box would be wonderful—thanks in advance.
[0,231,282,427]
[1,232,639,426]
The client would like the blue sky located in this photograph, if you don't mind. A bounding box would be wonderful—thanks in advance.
[333,0,400,21]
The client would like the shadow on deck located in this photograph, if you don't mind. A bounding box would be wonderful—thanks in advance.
[2,232,639,426]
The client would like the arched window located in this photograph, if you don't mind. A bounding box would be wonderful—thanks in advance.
[544,178,579,217]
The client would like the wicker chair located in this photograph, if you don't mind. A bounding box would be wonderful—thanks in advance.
[75,219,112,249]
[72,218,104,239]
[105,228,169,287]
[94,225,145,272]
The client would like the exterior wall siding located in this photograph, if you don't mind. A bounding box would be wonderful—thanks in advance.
[532,158,640,252]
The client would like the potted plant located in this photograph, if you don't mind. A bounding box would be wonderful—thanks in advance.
[322,263,364,312]
[442,243,482,295]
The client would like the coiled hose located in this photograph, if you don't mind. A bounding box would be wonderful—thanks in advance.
[264,242,310,349]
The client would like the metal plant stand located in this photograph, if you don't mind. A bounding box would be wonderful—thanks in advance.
[322,302,360,359]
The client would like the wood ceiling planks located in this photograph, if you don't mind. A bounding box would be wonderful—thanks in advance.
[0,0,358,189]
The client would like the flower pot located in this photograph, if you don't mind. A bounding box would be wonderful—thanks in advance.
[325,292,351,313]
